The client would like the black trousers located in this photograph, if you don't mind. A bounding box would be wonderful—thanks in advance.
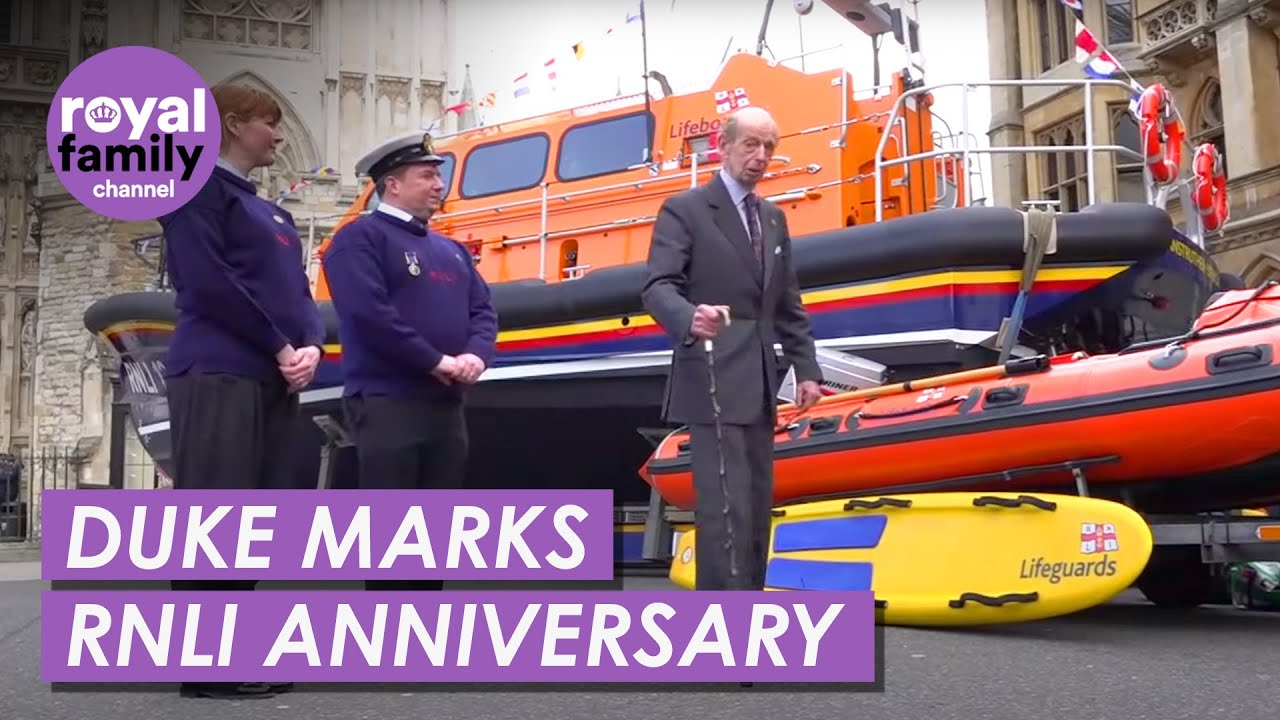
[165,371,300,695]
[343,393,469,591]
[166,371,300,594]
[687,406,776,591]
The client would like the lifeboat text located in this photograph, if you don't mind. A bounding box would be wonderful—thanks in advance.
[669,117,723,139]
[123,359,167,396]
[1170,239,1220,285]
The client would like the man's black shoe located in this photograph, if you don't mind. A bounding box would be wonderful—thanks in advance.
[267,682,295,693]
[179,682,277,699]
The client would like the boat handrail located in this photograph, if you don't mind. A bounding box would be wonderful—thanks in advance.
[494,170,870,258]
[496,161,829,247]
[929,126,986,192]
[406,53,1012,281]
[428,43,888,228]
[872,77,1147,222]
[407,42,970,281]
[432,153,792,226]
[431,102,890,230]
[768,42,846,69]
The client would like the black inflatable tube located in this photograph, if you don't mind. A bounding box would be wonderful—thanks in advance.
[85,203,1177,336]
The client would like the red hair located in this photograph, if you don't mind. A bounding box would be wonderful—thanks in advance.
[210,83,282,145]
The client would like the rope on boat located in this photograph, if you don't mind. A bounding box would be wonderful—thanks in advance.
[996,206,1059,363]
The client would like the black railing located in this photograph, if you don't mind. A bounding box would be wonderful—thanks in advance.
[0,446,84,543]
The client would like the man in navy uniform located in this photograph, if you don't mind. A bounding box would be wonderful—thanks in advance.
[322,131,498,592]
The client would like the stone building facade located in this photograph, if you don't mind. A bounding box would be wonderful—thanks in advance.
[0,0,455,497]
[984,0,1280,278]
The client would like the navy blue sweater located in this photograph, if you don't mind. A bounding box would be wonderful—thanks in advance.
[160,165,325,383]
[322,208,498,400]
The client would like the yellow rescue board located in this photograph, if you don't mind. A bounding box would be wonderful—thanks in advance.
[668,491,1154,627]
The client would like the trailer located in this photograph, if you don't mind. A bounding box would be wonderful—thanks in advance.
[302,314,1280,609]
[627,452,1280,608]
[307,372,1280,609]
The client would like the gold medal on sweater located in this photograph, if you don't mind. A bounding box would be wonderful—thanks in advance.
[405,251,421,277]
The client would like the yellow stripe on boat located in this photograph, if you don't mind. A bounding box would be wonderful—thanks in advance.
[97,265,1128,347]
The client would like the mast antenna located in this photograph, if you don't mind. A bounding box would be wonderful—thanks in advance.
[755,0,777,57]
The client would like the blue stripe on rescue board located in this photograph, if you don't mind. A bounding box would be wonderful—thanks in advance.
[766,558,874,591]
[772,514,888,553]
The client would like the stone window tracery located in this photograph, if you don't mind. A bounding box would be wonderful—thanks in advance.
[1191,79,1226,177]
[1034,0,1076,72]
[182,0,313,51]
[1111,104,1146,203]
[1034,115,1089,211]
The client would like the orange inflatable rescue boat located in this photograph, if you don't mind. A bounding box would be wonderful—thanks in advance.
[640,282,1280,516]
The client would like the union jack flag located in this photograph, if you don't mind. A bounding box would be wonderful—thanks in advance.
[1080,522,1119,554]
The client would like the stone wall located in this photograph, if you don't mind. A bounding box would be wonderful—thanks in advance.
[31,173,161,477]
[3,0,455,501]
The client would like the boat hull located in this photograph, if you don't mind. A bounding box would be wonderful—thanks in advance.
[666,491,1155,627]
[643,285,1280,515]
[84,204,1222,542]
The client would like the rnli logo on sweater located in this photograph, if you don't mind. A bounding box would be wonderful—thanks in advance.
[429,269,458,285]
[46,46,219,222]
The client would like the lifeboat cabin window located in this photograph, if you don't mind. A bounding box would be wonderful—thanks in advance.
[459,133,550,199]
[435,152,457,196]
[555,110,655,182]
[368,152,456,210]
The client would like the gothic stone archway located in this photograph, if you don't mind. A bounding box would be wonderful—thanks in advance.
[214,70,323,200]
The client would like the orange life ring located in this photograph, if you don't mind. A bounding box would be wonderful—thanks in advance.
[1137,83,1184,185]
[1191,143,1229,233]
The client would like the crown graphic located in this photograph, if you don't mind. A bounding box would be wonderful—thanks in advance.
[88,102,117,123]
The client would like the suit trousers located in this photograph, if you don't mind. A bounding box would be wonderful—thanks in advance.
[343,393,469,592]
[166,371,300,593]
[687,404,776,591]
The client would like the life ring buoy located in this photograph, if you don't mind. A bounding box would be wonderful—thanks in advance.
[1137,83,1184,185]
[935,155,957,183]
[1191,143,1229,233]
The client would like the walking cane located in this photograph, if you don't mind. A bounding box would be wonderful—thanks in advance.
[702,307,737,580]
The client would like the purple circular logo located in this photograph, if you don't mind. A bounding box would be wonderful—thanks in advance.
[46,46,220,222]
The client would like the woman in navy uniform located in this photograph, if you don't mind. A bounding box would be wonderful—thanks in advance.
[158,83,324,700]
[322,131,498,592]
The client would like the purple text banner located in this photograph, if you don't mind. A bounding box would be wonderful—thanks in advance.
[41,590,877,683]
[40,489,614,581]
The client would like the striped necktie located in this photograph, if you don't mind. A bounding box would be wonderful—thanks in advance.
[743,193,763,269]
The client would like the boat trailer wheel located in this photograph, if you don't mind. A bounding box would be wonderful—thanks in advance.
[1135,546,1218,609]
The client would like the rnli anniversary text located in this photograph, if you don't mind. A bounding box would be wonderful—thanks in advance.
[40,590,877,683]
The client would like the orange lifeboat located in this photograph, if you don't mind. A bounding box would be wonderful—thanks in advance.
[640,282,1280,515]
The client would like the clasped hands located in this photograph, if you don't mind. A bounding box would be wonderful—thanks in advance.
[431,353,485,386]
[276,345,321,393]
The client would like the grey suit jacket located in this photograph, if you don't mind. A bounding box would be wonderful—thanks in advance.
[641,173,822,426]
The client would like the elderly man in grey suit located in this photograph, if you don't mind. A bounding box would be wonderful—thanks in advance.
[642,106,823,591]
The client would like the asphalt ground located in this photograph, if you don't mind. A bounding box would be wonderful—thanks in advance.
[1,550,1275,720]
